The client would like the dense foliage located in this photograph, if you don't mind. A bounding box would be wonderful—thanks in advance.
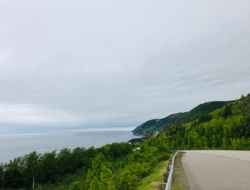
[0,141,170,190]
[128,137,148,144]
[163,101,231,130]
[150,94,250,150]
[133,101,229,136]
[0,143,133,189]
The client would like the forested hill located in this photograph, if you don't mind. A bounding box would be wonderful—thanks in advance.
[161,101,231,130]
[151,93,250,150]
[133,101,230,137]
[132,112,184,137]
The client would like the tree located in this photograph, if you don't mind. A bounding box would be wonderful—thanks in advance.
[57,148,72,174]
[69,181,86,190]
[222,136,229,149]
[118,170,137,190]
[222,104,232,119]
[40,150,58,183]
[0,163,4,188]
[4,158,24,188]
[211,134,217,148]
[86,153,114,190]
[24,151,41,189]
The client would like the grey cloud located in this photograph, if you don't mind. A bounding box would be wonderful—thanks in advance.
[0,0,250,133]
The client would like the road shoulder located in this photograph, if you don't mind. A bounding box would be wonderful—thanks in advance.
[171,152,190,190]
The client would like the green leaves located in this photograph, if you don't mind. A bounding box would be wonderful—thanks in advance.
[118,170,138,190]
[86,153,115,190]
[24,151,41,189]
[0,164,4,188]
[4,157,24,188]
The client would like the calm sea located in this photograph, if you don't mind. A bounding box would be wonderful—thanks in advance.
[0,131,136,163]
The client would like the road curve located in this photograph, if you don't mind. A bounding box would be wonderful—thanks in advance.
[181,150,250,190]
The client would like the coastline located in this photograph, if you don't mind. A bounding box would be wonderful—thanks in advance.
[0,131,136,164]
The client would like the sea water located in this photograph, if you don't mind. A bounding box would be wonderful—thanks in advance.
[0,131,136,163]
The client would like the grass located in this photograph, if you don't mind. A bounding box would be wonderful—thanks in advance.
[136,159,169,190]
[171,152,190,190]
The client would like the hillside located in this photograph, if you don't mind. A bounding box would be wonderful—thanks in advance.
[133,101,230,137]
[132,113,184,137]
[150,93,250,150]
[161,101,231,130]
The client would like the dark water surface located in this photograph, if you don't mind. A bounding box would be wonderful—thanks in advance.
[0,131,136,163]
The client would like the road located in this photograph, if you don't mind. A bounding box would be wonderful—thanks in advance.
[181,150,250,190]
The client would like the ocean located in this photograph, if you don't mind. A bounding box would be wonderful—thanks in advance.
[0,131,136,163]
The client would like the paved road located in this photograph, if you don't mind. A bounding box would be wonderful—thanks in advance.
[181,150,250,190]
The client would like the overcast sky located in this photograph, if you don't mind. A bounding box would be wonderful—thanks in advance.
[0,0,250,134]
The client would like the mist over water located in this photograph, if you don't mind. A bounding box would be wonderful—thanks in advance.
[0,131,136,163]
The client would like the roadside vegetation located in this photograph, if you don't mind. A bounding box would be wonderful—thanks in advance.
[135,159,169,190]
[0,140,170,190]
[171,152,190,190]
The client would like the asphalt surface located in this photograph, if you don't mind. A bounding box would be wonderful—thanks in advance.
[181,150,250,190]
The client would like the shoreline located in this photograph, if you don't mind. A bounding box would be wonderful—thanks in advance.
[0,131,136,164]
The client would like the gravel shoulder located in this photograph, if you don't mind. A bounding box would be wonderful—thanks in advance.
[171,152,190,190]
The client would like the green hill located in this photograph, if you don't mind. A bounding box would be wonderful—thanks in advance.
[152,93,250,150]
[133,101,230,137]
[161,101,231,130]
[132,113,184,137]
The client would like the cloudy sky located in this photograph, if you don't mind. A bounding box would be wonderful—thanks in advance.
[0,0,250,134]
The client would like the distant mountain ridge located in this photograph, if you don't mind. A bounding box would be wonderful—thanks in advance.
[132,112,184,137]
[132,101,231,136]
